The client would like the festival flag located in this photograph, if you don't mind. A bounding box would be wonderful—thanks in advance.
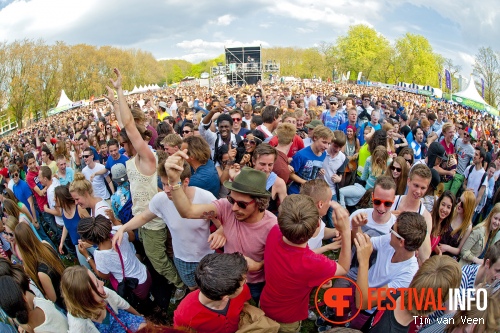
[357,72,363,81]
[445,69,451,90]
[481,78,485,98]
[438,72,442,89]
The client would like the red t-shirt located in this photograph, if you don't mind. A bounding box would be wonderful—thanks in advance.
[439,139,454,156]
[260,225,338,323]
[173,284,251,333]
[269,134,304,158]
[26,167,48,212]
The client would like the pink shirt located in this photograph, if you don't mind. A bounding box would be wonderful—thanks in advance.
[212,199,277,283]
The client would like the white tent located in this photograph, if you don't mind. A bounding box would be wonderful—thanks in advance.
[453,76,488,104]
[452,75,498,116]
[56,90,73,108]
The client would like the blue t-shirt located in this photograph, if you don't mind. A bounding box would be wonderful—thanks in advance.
[105,154,129,174]
[358,122,381,146]
[58,167,75,186]
[12,180,34,215]
[189,159,220,198]
[288,146,326,194]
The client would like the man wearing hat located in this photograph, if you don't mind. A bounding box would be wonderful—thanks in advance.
[109,163,132,224]
[303,119,322,147]
[165,151,277,304]
[157,101,170,122]
[321,96,345,132]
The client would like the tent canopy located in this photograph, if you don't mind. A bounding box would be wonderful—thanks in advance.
[56,90,73,108]
[452,75,499,116]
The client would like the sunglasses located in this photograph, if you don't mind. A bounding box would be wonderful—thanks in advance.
[232,118,242,122]
[82,155,92,158]
[363,99,370,102]
[11,172,19,178]
[390,166,402,172]
[405,158,412,164]
[372,195,394,208]
[227,195,255,209]
[463,133,470,137]
[182,130,192,134]
[255,95,261,98]
[390,226,405,241]
[244,138,261,145]
[3,231,14,238]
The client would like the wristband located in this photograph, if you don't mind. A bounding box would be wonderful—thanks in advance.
[86,256,93,262]
[169,181,182,190]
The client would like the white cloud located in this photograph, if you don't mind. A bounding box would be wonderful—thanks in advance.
[0,0,98,40]
[176,39,269,51]
[296,27,313,33]
[209,14,235,26]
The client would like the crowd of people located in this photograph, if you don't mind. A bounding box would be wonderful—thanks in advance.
[0,67,499,333]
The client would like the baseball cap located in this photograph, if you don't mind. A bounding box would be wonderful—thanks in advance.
[111,164,128,183]
[465,127,477,141]
[306,120,323,129]
[400,114,408,121]
[159,101,167,110]
[329,97,338,103]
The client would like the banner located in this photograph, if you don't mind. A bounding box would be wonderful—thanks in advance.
[357,72,362,81]
[346,71,350,80]
[438,72,442,89]
[481,78,485,98]
[445,69,451,90]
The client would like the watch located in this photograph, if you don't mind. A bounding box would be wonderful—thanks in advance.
[86,256,92,262]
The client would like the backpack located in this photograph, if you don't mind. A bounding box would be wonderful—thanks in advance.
[465,165,488,212]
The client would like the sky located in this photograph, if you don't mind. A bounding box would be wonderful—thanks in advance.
[0,0,498,81]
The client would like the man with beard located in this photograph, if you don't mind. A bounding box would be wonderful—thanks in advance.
[199,108,242,159]
[165,156,277,304]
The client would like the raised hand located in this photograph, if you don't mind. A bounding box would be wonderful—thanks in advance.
[109,68,123,90]
[165,149,189,183]
[354,233,373,265]
[228,163,241,181]
[330,201,350,233]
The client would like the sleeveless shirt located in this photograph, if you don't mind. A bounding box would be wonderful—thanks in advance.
[126,156,164,230]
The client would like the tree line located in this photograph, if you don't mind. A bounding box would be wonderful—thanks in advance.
[0,39,163,126]
[1,25,499,128]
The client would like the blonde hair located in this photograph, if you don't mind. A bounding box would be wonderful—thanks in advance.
[276,123,296,145]
[475,203,500,247]
[404,256,461,316]
[69,172,93,196]
[3,199,32,224]
[4,215,19,233]
[61,266,107,320]
[370,146,389,178]
[312,126,334,141]
[383,122,395,153]
[451,190,475,240]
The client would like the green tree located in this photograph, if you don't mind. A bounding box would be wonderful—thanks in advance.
[334,25,391,81]
[473,47,500,107]
[393,33,443,86]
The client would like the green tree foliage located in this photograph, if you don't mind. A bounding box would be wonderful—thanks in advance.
[333,25,392,81]
[393,33,444,86]
[1,40,163,127]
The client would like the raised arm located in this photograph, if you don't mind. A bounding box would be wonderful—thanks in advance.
[165,150,218,219]
[106,68,156,173]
